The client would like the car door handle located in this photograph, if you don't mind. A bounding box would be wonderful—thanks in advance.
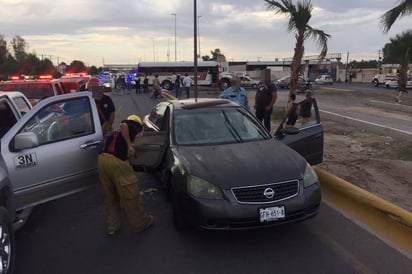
[80,140,102,149]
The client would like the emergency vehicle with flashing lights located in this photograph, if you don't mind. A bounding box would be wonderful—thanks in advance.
[0,75,66,106]
[60,72,91,93]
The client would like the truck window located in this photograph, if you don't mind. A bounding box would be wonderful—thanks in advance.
[0,99,18,138]
[12,96,31,115]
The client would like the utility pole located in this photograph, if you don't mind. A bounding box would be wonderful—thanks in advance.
[171,13,177,62]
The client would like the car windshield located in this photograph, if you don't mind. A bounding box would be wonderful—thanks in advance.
[0,82,54,99]
[173,107,271,146]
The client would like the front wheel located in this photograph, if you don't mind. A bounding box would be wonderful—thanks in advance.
[372,80,379,87]
[162,80,172,90]
[0,207,15,274]
[220,78,231,90]
[170,180,188,230]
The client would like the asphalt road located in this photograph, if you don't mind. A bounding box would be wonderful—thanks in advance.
[14,90,412,274]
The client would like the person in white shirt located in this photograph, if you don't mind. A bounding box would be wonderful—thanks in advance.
[182,73,192,98]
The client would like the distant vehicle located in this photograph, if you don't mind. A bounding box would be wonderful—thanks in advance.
[239,75,260,88]
[0,75,66,105]
[314,75,333,85]
[385,76,412,89]
[135,98,323,230]
[60,74,90,93]
[276,76,306,89]
[136,61,233,90]
[371,73,397,87]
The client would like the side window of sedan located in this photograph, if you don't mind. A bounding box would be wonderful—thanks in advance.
[20,97,94,145]
[148,103,168,130]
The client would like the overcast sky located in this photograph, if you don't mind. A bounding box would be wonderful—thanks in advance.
[1,0,411,66]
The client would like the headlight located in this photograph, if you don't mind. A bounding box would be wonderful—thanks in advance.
[303,163,318,187]
[187,175,223,200]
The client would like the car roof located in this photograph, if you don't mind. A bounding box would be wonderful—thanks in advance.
[170,98,239,110]
[0,90,27,98]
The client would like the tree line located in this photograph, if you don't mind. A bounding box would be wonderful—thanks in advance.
[0,35,101,80]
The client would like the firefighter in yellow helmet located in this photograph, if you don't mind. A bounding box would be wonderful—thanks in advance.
[98,114,153,235]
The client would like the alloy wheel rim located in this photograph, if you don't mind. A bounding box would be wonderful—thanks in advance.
[0,225,11,273]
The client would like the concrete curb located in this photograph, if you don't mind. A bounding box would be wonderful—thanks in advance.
[368,100,412,114]
[320,109,412,142]
[315,166,412,257]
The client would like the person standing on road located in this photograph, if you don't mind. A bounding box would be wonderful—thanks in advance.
[253,80,277,131]
[88,77,115,136]
[134,74,141,94]
[174,74,181,98]
[143,75,149,93]
[285,94,298,127]
[182,73,192,98]
[98,115,154,235]
[298,91,313,125]
[219,77,250,110]
[152,74,161,99]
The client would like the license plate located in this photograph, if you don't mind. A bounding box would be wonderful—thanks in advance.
[259,206,285,222]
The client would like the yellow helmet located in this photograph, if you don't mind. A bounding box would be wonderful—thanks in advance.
[127,114,142,125]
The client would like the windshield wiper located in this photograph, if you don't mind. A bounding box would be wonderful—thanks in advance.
[222,110,243,143]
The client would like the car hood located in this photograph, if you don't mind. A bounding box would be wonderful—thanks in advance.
[175,140,307,189]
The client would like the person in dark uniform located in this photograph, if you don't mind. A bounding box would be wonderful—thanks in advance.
[98,115,154,235]
[298,91,313,125]
[254,80,277,132]
[88,77,115,136]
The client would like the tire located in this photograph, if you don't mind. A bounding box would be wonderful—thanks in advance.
[162,80,172,90]
[170,180,188,230]
[220,78,231,90]
[372,80,379,87]
[252,84,257,89]
[0,207,15,274]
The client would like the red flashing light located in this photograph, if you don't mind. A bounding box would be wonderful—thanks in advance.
[38,75,52,80]
[9,76,20,80]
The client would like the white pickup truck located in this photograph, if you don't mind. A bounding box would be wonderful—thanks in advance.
[371,73,397,87]
[0,91,103,274]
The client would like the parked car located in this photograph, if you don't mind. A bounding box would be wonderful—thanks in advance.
[385,76,412,89]
[133,98,323,230]
[314,75,333,85]
[276,76,306,89]
[0,91,103,274]
[239,75,260,88]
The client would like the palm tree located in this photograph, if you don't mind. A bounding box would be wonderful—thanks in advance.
[381,0,412,33]
[382,30,412,103]
[264,0,330,95]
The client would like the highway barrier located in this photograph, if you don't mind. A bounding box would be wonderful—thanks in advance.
[315,167,412,258]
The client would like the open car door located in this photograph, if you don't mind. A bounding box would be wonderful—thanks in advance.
[274,97,323,165]
[131,102,170,170]
[2,92,103,210]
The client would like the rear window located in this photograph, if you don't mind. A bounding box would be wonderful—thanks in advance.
[0,82,54,99]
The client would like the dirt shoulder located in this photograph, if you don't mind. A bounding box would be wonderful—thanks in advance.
[319,120,412,212]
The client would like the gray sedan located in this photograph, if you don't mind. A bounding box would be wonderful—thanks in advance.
[133,98,323,230]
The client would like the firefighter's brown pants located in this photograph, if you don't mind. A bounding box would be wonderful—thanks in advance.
[98,153,151,232]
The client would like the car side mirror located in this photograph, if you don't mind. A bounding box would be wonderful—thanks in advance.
[14,132,39,150]
[280,127,300,135]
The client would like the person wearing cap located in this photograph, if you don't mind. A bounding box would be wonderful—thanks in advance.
[254,79,277,132]
[298,91,313,125]
[218,77,249,110]
[88,77,115,136]
[98,115,154,235]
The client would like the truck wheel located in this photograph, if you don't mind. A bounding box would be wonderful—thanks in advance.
[0,207,15,274]
[171,179,188,230]
[162,80,172,90]
[372,80,379,87]
[220,79,231,90]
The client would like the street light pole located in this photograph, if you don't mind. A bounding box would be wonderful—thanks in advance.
[198,15,202,62]
[194,0,198,100]
[171,13,177,62]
